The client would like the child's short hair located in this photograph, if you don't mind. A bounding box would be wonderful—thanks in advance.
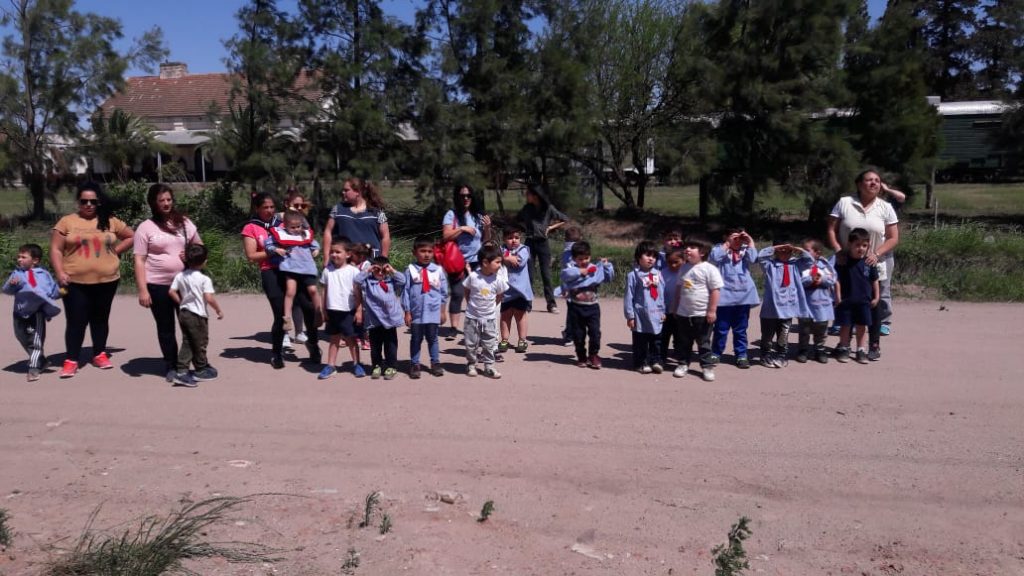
[18,243,43,261]
[349,242,371,261]
[502,224,523,238]
[478,244,502,263]
[331,238,350,251]
[724,227,745,238]
[847,228,870,245]
[634,240,658,262]
[371,255,390,267]
[666,247,685,261]
[570,240,592,258]
[663,228,683,240]
[564,225,583,243]
[185,244,208,268]
[283,209,304,226]
[683,234,712,257]
[801,238,825,254]
[413,235,434,251]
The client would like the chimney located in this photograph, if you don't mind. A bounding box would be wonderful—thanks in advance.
[159,62,188,79]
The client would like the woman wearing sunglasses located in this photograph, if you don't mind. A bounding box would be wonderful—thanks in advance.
[50,182,135,378]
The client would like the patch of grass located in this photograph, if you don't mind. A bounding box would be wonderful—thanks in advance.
[340,547,360,574]
[358,491,380,529]
[905,182,1024,217]
[477,500,495,523]
[0,508,13,547]
[378,513,392,535]
[711,516,752,576]
[44,496,280,576]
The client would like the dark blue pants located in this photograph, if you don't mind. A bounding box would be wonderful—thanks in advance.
[147,283,179,373]
[369,326,398,369]
[568,303,601,359]
[632,331,661,368]
[713,304,751,358]
[410,323,440,365]
[526,238,555,308]
[674,315,714,367]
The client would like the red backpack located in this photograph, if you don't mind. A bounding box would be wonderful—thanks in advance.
[434,240,466,277]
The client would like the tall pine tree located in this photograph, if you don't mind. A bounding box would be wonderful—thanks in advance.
[915,0,980,100]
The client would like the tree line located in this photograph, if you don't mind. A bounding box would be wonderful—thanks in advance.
[2,0,1022,221]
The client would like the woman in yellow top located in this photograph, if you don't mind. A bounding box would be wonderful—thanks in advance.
[50,182,134,378]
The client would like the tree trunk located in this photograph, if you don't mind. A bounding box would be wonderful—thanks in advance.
[925,169,935,209]
[636,173,647,209]
[29,171,46,220]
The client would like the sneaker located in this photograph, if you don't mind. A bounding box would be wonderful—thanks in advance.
[271,355,285,369]
[361,338,371,350]
[827,324,841,336]
[318,365,337,380]
[702,367,716,382]
[639,365,653,374]
[294,332,308,344]
[515,340,529,353]
[834,346,850,363]
[760,354,777,368]
[445,329,458,342]
[495,352,505,363]
[587,355,602,369]
[673,365,688,378]
[816,350,830,364]
[575,358,588,368]
[706,354,721,366]
[172,371,197,387]
[651,363,664,374]
[868,346,881,362]
[795,350,809,363]
[498,340,510,353]
[409,364,422,379]
[430,363,445,377]
[165,369,177,383]
[282,316,294,332]
[353,363,366,377]
[880,324,891,336]
[547,303,559,314]
[774,354,789,368]
[193,366,219,381]
[482,366,502,379]
[27,368,40,382]
[855,349,869,364]
[59,360,78,379]
[282,334,294,351]
[467,365,478,377]
[371,366,382,379]
[383,367,397,380]
[91,352,113,370]
[736,356,751,369]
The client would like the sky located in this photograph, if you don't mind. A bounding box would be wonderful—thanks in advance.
[67,0,888,77]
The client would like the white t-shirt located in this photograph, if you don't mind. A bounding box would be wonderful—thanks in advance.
[830,195,899,254]
[674,261,723,317]
[320,263,359,311]
[170,269,215,317]
[463,270,509,321]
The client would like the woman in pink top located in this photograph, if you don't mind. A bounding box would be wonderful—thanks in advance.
[133,184,202,383]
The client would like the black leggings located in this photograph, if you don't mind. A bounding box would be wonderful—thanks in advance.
[526,238,555,307]
[64,280,119,363]
[261,268,318,357]
[147,283,179,372]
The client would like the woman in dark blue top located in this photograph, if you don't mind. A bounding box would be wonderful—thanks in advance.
[516,183,567,313]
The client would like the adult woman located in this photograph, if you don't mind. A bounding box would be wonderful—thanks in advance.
[242,192,321,369]
[517,183,567,313]
[827,169,901,358]
[441,184,492,337]
[322,178,390,262]
[50,182,135,378]
[134,184,203,383]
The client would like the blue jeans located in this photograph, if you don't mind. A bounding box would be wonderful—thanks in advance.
[410,323,440,365]
[713,305,751,358]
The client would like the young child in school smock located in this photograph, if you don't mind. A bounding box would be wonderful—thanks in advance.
[3,243,61,381]
[168,244,224,388]
[402,236,448,379]
[558,226,584,344]
[318,239,364,379]
[656,228,683,270]
[832,228,879,364]
[265,210,321,333]
[561,240,615,369]
[354,256,406,380]
[499,225,533,354]
[462,244,508,379]
[624,241,666,374]
[659,248,684,367]
[756,243,812,368]
[349,242,372,350]
[709,228,759,369]
[796,238,837,364]
[669,235,723,382]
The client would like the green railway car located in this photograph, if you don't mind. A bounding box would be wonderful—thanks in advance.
[936,100,1015,182]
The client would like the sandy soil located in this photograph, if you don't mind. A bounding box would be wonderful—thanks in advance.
[1,295,1022,575]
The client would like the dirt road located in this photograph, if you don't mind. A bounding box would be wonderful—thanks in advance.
[1,296,1022,575]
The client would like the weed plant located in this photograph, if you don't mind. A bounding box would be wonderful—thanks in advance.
[477,500,495,523]
[358,491,381,529]
[0,508,12,547]
[379,513,392,535]
[340,547,360,574]
[711,516,752,576]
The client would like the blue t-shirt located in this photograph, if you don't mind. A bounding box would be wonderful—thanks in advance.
[835,256,878,305]
[442,210,483,264]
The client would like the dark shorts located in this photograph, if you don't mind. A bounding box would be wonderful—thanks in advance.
[283,271,317,289]
[836,301,872,327]
[501,298,532,313]
[326,309,357,337]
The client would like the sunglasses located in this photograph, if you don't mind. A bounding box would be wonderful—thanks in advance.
[79,199,99,206]
[290,203,309,209]
[460,194,472,198]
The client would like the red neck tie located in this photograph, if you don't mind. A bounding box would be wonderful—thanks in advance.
[781,262,790,287]
[648,272,658,299]
[811,263,819,277]
[379,280,389,293]
[27,269,37,287]
[732,249,741,263]
[421,266,430,294]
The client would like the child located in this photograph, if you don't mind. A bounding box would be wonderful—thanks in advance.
[402,236,448,379]
[280,189,314,347]
[796,238,838,364]
[349,242,372,350]
[659,248,684,367]
[462,244,508,378]
[709,229,759,369]
[624,241,665,373]
[756,242,812,368]
[560,240,615,369]
[499,225,533,354]
[168,244,224,387]
[318,239,364,379]
[656,228,683,270]
[266,210,321,333]
[354,256,406,380]
[833,228,880,364]
[3,243,61,381]
[559,225,584,345]
[669,235,722,381]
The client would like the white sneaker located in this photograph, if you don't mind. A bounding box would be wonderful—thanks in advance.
[639,365,653,374]
[282,334,294,351]
[293,332,308,344]
[467,365,478,377]
[673,365,688,378]
[482,366,502,379]
[702,367,716,382]
[651,363,664,374]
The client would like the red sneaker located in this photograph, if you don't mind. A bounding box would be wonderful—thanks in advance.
[588,355,602,369]
[91,352,114,370]
[59,360,78,378]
